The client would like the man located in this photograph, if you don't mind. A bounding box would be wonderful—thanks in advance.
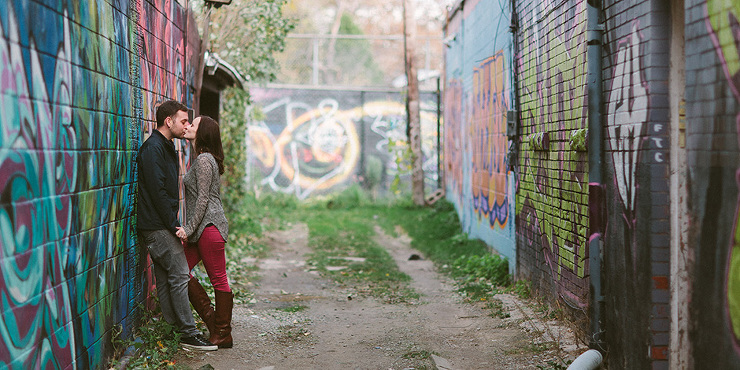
[137,100,217,351]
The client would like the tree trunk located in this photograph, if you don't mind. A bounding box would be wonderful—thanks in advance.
[325,1,346,85]
[403,0,425,206]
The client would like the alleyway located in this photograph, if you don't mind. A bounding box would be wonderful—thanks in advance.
[175,223,584,369]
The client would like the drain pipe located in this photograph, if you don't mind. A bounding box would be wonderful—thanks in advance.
[586,0,606,358]
[567,349,604,370]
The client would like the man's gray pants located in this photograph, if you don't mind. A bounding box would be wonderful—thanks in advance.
[140,229,199,337]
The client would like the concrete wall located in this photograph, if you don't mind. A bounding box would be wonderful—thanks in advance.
[248,87,441,200]
[0,0,196,368]
[443,0,516,272]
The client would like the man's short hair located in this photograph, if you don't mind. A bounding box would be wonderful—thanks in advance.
[156,100,188,127]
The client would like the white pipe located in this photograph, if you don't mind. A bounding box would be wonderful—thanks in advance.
[567,349,603,370]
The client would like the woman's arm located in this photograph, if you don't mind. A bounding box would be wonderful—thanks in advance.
[183,154,214,237]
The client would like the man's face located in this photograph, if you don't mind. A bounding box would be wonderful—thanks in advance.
[167,110,189,139]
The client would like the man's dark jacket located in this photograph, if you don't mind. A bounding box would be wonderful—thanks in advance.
[137,129,180,234]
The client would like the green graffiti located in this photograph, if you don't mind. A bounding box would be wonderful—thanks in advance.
[708,0,740,85]
[520,5,587,135]
[517,141,589,279]
[708,0,740,343]
[516,1,589,290]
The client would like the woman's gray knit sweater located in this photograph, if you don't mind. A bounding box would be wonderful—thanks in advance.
[183,152,228,242]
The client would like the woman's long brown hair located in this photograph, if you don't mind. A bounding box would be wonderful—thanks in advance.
[194,116,225,175]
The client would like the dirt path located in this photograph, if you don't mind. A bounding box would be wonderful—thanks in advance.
[176,223,583,369]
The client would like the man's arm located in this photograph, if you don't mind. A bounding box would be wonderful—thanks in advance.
[139,145,181,234]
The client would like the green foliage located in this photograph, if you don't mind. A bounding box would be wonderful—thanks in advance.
[402,350,434,360]
[276,304,308,313]
[206,0,296,83]
[387,139,411,196]
[109,304,184,369]
[451,254,509,286]
[331,13,384,85]
[485,299,511,319]
[219,87,250,216]
[363,155,384,197]
[508,279,531,299]
[324,184,371,209]
[382,200,491,264]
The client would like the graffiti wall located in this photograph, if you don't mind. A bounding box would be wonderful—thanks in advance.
[686,0,740,367]
[0,0,195,368]
[248,87,440,200]
[600,0,674,367]
[513,0,589,306]
[443,0,516,272]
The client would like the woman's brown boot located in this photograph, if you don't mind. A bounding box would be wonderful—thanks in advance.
[209,290,233,348]
[188,277,216,336]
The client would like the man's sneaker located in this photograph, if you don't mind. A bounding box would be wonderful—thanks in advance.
[181,334,218,351]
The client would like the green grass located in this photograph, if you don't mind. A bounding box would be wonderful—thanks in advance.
[270,189,516,309]
[295,200,419,304]
[276,304,308,313]
[376,200,493,265]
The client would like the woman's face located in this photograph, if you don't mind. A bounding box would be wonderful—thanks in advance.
[184,116,200,140]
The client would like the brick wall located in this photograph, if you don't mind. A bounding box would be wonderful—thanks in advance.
[513,0,590,312]
[685,0,740,367]
[0,0,196,368]
[443,0,516,272]
[601,0,672,367]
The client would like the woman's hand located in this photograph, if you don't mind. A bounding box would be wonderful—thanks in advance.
[175,227,187,241]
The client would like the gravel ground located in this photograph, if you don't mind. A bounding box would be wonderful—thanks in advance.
[174,223,586,370]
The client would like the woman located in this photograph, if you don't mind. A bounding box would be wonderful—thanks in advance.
[176,116,233,348]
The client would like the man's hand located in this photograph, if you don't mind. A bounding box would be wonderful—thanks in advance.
[175,227,187,241]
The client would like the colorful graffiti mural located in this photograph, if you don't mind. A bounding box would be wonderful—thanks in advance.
[443,0,516,272]
[0,4,78,367]
[471,51,510,229]
[514,0,589,305]
[0,1,193,367]
[706,0,740,348]
[248,89,440,199]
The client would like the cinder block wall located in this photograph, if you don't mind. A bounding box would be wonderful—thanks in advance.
[0,0,195,368]
[685,0,740,367]
[513,0,590,314]
[442,0,517,272]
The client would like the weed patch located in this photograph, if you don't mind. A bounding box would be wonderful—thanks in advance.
[402,350,434,359]
[485,298,511,319]
[276,304,309,313]
[109,304,185,369]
